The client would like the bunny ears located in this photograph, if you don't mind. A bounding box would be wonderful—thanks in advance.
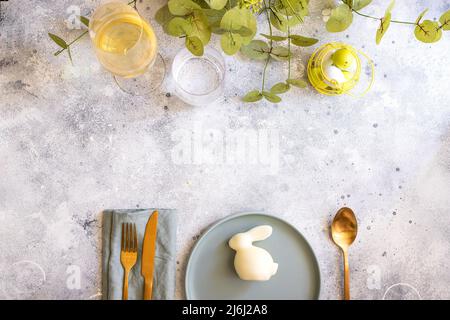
[228,225,273,250]
[245,225,273,241]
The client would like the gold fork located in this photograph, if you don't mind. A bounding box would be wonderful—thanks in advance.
[120,223,138,300]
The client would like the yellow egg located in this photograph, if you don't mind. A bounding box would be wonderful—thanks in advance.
[332,48,356,71]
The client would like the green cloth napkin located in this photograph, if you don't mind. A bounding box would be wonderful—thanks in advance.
[102,209,177,300]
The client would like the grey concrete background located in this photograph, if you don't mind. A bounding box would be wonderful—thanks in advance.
[0,0,449,299]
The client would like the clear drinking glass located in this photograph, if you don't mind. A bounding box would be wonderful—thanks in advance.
[89,1,165,95]
[172,47,225,106]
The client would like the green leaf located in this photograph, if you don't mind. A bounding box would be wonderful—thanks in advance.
[220,7,245,31]
[186,10,211,44]
[376,13,391,44]
[239,8,257,45]
[289,35,318,46]
[185,36,204,56]
[168,0,201,16]
[414,20,442,43]
[48,33,68,49]
[242,90,263,102]
[221,32,242,55]
[386,0,395,13]
[270,10,303,32]
[342,0,353,7]
[280,0,308,20]
[262,91,282,103]
[270,46,290,61]
[415,8,428,25]
[79,16,89,28]
[234,27,254,37]
[326,4,353,32]
[261,34,287,41]
[240,40,270,60]
[167,17,192,36]
[352,0,372,10]
[156,5,175,27]
[270,82,290,94]
[205,0,228,10]
[439,10,450,30]
[286,78,307,88]
[203,8,226,26]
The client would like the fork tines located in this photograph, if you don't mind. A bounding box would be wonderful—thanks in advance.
[121,222,138,252]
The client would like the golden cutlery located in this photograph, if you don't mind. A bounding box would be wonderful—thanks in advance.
[141,210,158,300]
[331,207,358,300]
[120,222,138,300]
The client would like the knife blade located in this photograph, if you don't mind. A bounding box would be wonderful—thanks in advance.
[141,210,158,300]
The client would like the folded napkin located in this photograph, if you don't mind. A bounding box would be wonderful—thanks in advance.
[102,209,177,300]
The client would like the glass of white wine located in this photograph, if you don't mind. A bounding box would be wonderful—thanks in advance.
[89,1,165,95]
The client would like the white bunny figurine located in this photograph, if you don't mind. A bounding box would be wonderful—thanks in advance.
[228,225,278,281]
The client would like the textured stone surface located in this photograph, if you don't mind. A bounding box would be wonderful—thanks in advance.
[0,0,449,299]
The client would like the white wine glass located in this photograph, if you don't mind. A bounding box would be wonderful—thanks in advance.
[89,1,165,95]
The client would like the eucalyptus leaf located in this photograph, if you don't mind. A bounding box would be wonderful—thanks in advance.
[270,46,290,61]
[167,17,192,36]
[234,27,254,37]
[155,5,175,27]
[221,32,242,55]
[205,0,227,10]
[261,34,287,41]
[186,36,204,56]
[220,7,245,31]
[387,0,395,13]
[352,0,372,11]
[203,8,226,26]
[79,16,89,28]
[279,0,307,20]
[376,5,392,45]
[270,11,286,32]
[242,90,263,102]
[270,82,290,94]
[240,40,270,60]
[262,91,282,103]
[289,35,318,46]
[168,0,201,16]
[48,33,68,49]
[286,78,307,88]
[211,27,227,34]
[414,20,442,43]
[186,10,211,44]
[270,9,303,32]
[415,8,428,25]
[239,7,257,45]
[342,0,352,7]
[439,10,450,30]
[326,4,353,32]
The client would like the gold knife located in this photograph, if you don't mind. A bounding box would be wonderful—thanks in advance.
[141,210,158,300]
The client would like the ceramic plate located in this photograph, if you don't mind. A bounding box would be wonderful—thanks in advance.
[185,213,321,300]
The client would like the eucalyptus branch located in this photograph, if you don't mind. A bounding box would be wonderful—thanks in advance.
[286,10,291,80]
[330,0,448,44]
[261,0,273,92]
[53,30,89,56]
[352,8,416,26]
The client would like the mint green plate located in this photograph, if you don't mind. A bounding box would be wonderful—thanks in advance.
[185,213,321,300]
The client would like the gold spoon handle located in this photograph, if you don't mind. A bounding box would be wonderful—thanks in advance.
[343,249,350,300]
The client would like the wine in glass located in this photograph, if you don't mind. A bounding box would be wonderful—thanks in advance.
[89,1,165,95]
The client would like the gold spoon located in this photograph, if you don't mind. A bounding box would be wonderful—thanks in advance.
[331,207,358,300]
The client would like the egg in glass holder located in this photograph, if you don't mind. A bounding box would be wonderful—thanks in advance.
[307,42,374,97]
